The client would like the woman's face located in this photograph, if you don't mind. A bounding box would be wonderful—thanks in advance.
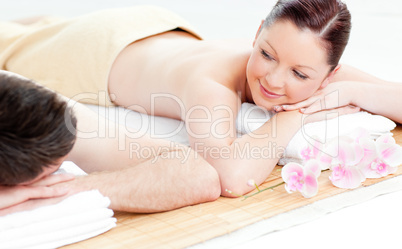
[246,19,334,111]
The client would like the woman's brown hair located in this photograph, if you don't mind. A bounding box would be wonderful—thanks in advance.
[263,0,351,71]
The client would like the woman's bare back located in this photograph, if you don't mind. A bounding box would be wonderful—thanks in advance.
[108,30,252,120]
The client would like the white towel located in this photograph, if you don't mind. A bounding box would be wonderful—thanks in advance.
[236,103,397,165]
[86,103,396,165]
[0,162,116,249]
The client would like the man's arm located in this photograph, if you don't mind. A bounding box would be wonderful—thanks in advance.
[60,148,220,213]
[63,98,221,212]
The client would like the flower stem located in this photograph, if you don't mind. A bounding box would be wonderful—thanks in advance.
[254,183,261,192]
[242,181,285,200]
[225,189,244,198]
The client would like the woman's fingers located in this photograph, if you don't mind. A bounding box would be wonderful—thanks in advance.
[299,98,325,113]
[340,105,361,115]
[302,105,360,124]
[275,95,322,112]
[279,87,345,114]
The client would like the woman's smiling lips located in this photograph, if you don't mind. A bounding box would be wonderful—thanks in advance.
[259,82,284,99]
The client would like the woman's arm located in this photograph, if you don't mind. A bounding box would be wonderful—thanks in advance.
[331,64,391,84]
[332,65,402,123]
[279,65,402,124]
[184,82,359,197]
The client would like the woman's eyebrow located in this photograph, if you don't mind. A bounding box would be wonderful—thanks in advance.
[296,64,317,73]
[263,40,278,56]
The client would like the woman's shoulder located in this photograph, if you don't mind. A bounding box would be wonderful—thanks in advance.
[196,40,251,90]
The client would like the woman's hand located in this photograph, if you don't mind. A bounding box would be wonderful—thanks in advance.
[0,174,74,214]
[274,81,357,114]
[301,105,361,124]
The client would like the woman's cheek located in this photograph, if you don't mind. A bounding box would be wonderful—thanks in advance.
[286,85,315,103]
[249,55,267,77]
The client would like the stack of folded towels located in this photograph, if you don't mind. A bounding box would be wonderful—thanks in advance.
[0,162,116,249]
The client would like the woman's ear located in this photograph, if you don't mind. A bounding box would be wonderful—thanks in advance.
[253,20,265,47]
[320,64,341,89]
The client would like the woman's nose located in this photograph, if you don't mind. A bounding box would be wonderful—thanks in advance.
[265,69,286,89]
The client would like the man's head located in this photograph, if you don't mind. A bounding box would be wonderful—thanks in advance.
[0,71,77,185]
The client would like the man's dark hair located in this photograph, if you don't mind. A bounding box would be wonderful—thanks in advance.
[0,72,77,185]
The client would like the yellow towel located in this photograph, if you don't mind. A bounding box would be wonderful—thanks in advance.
[0,6,201,106]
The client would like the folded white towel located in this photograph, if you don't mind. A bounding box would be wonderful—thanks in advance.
[87,103,396,165]
[236,103,397,165]
[0,162,116,249]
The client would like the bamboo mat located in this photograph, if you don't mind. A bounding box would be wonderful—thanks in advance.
[63,126,402,249]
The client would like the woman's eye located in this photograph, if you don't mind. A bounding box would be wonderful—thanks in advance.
[293,70,308,80]
[261,50,274,61]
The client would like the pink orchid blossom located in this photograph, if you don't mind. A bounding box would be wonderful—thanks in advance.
[282,160,321,198]
[349,127,371,144]
[358,134,402,178]
[300,142,320,161]
[300,139,331,170]
[326,140,366,189]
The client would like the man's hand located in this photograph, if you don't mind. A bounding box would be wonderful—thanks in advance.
[0,174,74,215]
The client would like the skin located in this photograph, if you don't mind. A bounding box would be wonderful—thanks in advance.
[280,65,402,124]
[247,20,337,110]
[108,20,365,196]
[0,174,73,214]
[64,99,221,212]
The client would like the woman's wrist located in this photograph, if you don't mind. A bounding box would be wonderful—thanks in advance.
[276,110,304,129]
[346,81,363,108]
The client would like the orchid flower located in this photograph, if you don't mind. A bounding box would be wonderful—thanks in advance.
[326,139,366,189]
[282,160,321,198]
[349,127,371,144]
[358,134,402,178]
[300,141,321,161]
[300,139,331,170]
[280,128,401,198]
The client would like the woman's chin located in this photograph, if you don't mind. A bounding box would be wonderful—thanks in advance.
[252,100,275,112]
